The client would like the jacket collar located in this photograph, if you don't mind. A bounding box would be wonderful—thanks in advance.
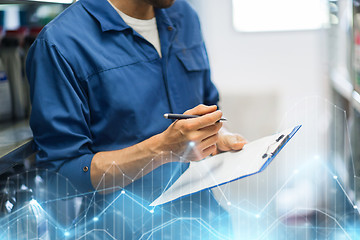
[80,0,177,32]
[155,7,177,30]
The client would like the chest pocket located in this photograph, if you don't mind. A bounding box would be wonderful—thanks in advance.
[176,44,210,71]
[172,44,210,111]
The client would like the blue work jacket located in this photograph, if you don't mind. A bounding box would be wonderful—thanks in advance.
[26,0,219,196]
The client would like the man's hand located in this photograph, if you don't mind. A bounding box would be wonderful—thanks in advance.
[157,104,223,161]
[91,104,246,191]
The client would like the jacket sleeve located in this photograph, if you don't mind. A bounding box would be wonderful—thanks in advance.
[26,38,94,193]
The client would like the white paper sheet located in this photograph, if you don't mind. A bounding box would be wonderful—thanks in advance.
[150,127,298,206]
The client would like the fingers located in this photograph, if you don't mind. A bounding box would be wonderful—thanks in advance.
[197,133,219,151]
[190,133,219,161]
[201,145,217,159]
[183,104,217,116]
[190,144,217,162]
[182,110,223,130]
[164,104,225,162]
[186,122,222,142]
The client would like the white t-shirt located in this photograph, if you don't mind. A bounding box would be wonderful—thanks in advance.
[108,1,162,57]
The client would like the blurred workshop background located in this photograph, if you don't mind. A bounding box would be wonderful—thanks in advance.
[0,0,359,239]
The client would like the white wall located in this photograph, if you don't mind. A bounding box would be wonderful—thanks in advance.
[189,1,331,238]
[190,0,330,140]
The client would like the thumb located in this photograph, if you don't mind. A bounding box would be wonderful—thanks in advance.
[227,135,247,151]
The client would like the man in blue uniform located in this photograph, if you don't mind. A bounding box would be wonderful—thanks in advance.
[27,0,246,238]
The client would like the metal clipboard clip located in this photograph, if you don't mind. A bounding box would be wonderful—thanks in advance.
[261,134,290,160]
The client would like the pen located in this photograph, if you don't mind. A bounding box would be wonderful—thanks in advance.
[163,113,227,121]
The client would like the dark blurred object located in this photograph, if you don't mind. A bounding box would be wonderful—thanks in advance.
[0,139,34,216]
[0,28,29,120]
[24,26,42,48]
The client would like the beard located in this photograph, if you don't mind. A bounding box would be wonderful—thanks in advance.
[142,0,176,8]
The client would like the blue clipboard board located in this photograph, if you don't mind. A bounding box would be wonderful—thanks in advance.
[151,125,302,206]
[206,125,302,189]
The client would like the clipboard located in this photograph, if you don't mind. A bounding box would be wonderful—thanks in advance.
[150,125,301,206]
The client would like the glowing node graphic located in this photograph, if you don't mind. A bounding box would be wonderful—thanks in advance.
[29,199,38,205]
[121,190,125,194]
[333,176,338,180]
[150,209,154,213]
[255,214,260,218]
[64,231,70,237]
[93,217,99,222]
[227,202,231,206]
[189,141,195,147]
[354,206,358,210]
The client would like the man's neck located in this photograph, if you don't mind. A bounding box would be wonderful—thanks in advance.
[109,0,155,20]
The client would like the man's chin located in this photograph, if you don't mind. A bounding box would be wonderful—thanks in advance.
[145,0,176,8]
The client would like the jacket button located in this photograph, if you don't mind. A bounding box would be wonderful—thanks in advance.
[83,166,89,172]
[167,26,173,31]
